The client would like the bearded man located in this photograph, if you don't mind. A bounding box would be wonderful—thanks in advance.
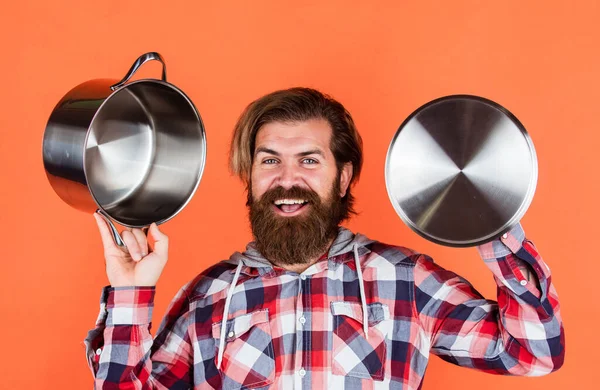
[85,88,564,389]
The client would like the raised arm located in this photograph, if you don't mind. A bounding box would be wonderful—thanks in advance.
[414,224,565,375]
[83,213,196,389]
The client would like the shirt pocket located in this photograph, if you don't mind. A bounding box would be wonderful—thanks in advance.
[331,301,391,381]
[212,309,275,389]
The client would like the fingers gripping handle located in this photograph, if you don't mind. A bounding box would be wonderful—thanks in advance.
[96,209,126,247]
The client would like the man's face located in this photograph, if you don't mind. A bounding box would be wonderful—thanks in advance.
[248,119,353,266]
[250,118,350,211]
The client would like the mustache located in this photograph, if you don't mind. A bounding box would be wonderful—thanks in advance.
[251,186,321,206]
[248,183,341,266]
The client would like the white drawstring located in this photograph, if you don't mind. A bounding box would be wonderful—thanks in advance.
[217,260,243,369]
[353,244,369,340]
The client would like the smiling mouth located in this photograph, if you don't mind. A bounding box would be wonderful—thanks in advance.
[273,198,309,214]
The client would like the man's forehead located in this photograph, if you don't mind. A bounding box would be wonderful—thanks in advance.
[254,119,332,152]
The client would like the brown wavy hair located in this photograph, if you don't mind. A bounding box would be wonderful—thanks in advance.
[229,87,363,219]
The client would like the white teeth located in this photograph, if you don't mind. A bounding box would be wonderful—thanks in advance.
[274,199,307,205]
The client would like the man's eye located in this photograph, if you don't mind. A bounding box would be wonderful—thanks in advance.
[263,158,278,164]
[302,158,318,164]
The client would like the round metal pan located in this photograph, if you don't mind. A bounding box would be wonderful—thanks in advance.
[43,52,206,247]
[385,95,537,247]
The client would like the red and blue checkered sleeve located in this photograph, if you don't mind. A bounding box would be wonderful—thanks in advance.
[414,223,565,376]
[84,285,198,389]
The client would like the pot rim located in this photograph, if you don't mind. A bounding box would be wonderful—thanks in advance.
[384,94,538,247]
[83,78,207,228]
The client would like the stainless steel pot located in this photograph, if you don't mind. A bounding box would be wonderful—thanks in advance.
[43,52,206,246]
[385,95,537,247]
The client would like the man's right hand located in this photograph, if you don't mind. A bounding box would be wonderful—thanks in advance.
[93,213,169,287]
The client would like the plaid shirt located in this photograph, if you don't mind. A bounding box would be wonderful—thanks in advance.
[85,224,564,389]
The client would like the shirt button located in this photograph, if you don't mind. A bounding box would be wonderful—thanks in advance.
[299,316,306,325]
[300,274,307,280]
[520,280,527,286]
[228,331,235,338]
[95,348,102,355]
[298,368,306,377]
[502,233,508,239]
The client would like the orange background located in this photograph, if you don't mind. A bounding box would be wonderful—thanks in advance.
[0,1,597,388]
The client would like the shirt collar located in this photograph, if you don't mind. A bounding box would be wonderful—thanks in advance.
[227,226,374,276]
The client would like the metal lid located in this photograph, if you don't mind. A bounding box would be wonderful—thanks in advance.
[385,95,537,247]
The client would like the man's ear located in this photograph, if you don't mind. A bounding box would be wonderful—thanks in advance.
[339,163,353,198]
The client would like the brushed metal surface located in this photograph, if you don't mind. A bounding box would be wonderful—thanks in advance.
[43,53,206,234]
[385,95,537,247]
[85,81,206,227]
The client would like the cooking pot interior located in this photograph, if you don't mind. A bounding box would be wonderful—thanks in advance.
[85,81,205,227]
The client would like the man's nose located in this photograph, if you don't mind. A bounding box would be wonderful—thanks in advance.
[277,164,302,189]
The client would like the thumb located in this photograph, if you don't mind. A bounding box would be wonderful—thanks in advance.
[148,223,169,259]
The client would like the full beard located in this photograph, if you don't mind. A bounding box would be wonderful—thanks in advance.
[248,180,345,267]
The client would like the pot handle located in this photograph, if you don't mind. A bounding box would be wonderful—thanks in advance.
[96,209,126,247]
[110,52,167,91]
